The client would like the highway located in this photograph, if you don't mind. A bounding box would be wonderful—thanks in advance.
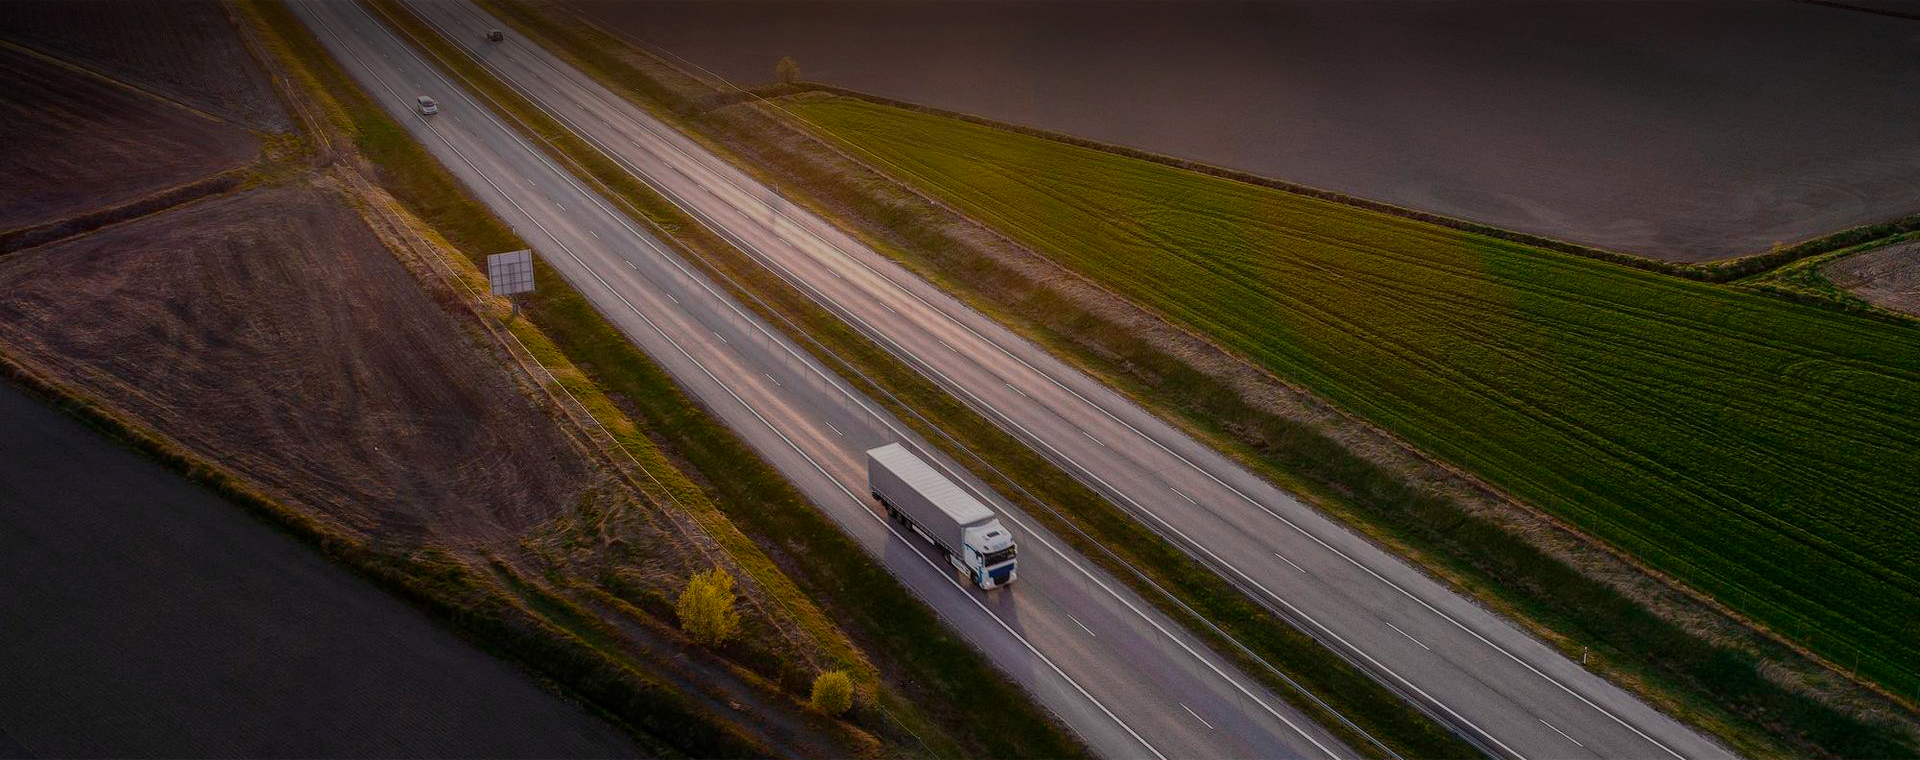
[288,1,1352,758]
[388,2,1741,759]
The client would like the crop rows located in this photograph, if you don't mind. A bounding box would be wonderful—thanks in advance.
[790,96,1920,691]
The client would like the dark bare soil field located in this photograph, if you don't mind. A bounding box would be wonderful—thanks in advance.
[0,0,290,131]
[0,182,591,543]
[0,44,258,232]
[0,381,645,759]
[577,0,1920,261]
[1827,238,1920,316]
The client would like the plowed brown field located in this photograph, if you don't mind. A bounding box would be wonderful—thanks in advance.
[0,45,257,231]
[0,182,592,543]
[0,0,290,131]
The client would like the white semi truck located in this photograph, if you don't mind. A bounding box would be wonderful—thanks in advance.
[867,443,1017,589]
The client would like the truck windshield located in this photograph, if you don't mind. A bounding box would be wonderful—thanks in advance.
[981,545,1016,567]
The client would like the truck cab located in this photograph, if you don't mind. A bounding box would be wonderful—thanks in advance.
[963,523,1018,588]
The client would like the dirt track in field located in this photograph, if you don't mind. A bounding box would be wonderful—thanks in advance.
[0,181,593,544]
[0,44,258,232]
[0,0,291,132]
[1826,239,1920,317]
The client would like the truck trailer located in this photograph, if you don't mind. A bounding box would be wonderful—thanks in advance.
[867,443,1017,589]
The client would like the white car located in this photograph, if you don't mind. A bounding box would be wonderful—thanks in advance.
[416,95,439,115]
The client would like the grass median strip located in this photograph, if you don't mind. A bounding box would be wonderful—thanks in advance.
[430,1,1493,756]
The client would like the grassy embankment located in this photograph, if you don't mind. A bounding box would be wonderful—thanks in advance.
[777,96,1920,755]
[424,1,1494,757]
[250,0,1079,756]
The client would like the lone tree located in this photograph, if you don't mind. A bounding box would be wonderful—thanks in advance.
[676,567,741,646]
[810,670,853,716]
[775,55,801,84]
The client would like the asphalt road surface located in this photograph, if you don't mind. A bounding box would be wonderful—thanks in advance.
[387,2,1741,758]
[0,382,645,758]
[289,2,1353,758]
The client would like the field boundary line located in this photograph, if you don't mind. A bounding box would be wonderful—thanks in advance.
[0,170,248,254]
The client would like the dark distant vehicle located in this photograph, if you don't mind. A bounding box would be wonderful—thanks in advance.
[486,29,504,43]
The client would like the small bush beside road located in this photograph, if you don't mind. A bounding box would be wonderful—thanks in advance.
[811,670,854,716]
[676,567,743,647]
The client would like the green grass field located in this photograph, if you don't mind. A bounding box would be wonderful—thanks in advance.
[789,96,1920,692]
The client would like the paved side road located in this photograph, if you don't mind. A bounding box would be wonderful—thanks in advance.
[0,382,646,758]
[289,2,1352,758]
[402,2,1738,758]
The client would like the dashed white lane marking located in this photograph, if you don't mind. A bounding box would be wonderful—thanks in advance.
[1084,431,1106,447]
[665,292,679,304]
[1006,383,1028,398]
[1067,613,1097,637]
[713,331,728,344]
[825,421,844,437]
[1180,703,1215,731]
[588,229,599,239]
[881,301,898,315]
[1540,719,1584,748]
[937,339,957,353]
[1386,621,1431,651]
[554,201,564,211]
[764,373,782,387]
[1272,552,1307,573]
[624,260,635,269]
[1171,487,1196,505]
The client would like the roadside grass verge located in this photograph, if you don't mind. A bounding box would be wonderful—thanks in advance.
[329,0,1081,755]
